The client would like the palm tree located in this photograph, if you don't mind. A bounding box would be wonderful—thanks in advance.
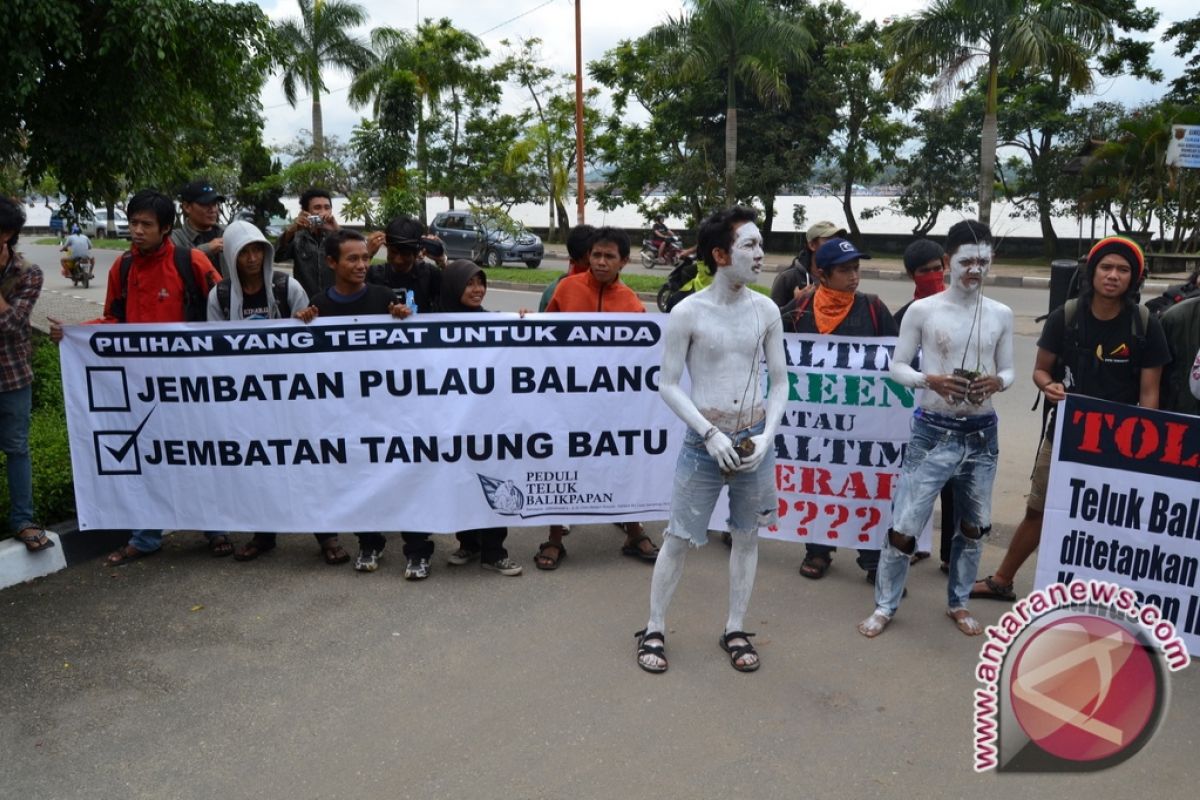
[653,0,810,202]
[349,19,488,220]
[887,0,1112,225]
[275,0,375,160]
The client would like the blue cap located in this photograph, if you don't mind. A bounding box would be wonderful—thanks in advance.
[814,237,871,270]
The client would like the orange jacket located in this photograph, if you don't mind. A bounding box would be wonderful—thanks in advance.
[546,270,645,313]
[93,239,221,324]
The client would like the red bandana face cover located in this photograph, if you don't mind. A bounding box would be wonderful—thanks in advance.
[913,271,945,299]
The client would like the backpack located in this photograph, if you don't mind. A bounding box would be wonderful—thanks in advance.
[111,245,208,322]
[792,290,886,334]
[1145,273,1200,317]
[1058,298,1149,384]
[215,272,292,320]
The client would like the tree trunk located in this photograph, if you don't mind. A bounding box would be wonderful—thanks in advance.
[978,61,999,226]
[554,196,570,241]
[725,70,738,203]
[416,107,428,223]
[312,86,324,161]
[761,195,775,237]
[1038,200,1058,260]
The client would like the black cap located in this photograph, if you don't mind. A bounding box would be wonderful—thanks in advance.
[384,216,426,251]
[180,180,225,204]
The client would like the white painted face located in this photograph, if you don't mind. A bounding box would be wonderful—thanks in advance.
[724,221,763,285]
[949,243,992,292]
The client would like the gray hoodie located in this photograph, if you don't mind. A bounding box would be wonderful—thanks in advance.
[207,221,309,321]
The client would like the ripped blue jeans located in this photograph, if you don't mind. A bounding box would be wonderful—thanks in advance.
[665,420,778,547]
[875,411,998,616]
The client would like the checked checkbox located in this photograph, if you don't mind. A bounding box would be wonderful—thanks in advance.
[87,367,131,412]
[94,408,156,476]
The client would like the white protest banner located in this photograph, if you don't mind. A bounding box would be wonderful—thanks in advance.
[759,333,926,549]
[60,313,679,532]
[1166,124,1200,169]
[1034,394,1200,654]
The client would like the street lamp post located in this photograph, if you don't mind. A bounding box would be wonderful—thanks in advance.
[574,0,586,225]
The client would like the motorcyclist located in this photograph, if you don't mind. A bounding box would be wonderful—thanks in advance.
[59,225,92,279]
[650,215,678,262]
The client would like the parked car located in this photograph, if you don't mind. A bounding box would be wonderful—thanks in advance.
[81,209,130,239]
[429,210,543,268]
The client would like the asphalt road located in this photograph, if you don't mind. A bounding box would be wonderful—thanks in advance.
[4,241,1196,799]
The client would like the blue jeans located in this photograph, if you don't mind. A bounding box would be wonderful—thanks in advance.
[665,420,778,546]
[0,386,34,532]
[875,412,998,616]
[129,529,225,553]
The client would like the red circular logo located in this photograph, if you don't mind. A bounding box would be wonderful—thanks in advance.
[1009,615,1158,762]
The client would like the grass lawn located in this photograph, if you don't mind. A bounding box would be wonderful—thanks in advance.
[36,237,128,250]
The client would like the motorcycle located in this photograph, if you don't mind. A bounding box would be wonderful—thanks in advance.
[62,255,95,289]
[640,234,683,268]
[656,254,699,312]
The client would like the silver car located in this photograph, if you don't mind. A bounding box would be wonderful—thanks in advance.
[430,210,543,268]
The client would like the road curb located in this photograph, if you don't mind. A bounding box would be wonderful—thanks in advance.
[0,522,129,590]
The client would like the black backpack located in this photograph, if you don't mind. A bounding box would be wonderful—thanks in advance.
[111,245,208,322]
[1145,273,1200,316]
[215,273,292,320]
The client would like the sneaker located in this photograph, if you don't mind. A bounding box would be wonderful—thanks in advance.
[405,556,430,580]
[447,547,480,566]
[355,548,382,572]
[481,557,523,576]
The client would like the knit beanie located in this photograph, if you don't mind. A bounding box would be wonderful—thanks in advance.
[1086,237,1145,285]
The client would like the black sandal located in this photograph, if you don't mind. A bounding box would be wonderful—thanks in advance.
[799,553,830,579]
[970,575,1016,602]
[719,630,760,672]
[634,628,668,673]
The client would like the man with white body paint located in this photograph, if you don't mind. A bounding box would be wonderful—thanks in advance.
[635,207,788,673]
[858,219,1014,638]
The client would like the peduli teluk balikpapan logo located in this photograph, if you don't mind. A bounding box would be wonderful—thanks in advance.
[973,578,1190,772]
[477,474,525,515]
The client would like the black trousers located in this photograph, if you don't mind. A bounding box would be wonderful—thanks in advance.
[453,527,508,562]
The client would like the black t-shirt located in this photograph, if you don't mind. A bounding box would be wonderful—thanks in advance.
[310,284,396,318]
[240,285,270,319]
[1038,303,1170,405]
[366,260,441,311]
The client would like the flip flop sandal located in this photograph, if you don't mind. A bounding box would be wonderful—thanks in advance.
[321,543,350,565]
[15,527,55,553]
[209,536,234,558]
[534,541,566,571]
[620,534,659,562]
[799,554,831,579]
[635,628,668,674]
[910,551,931,565]
[719,630,760,672]
[105,544,159,567]
[969,575,1016,602]
[234,538,277,562]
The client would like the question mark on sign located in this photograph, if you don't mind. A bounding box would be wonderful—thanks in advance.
[793,500,818,537]
[855,506,882,543]
[824,503,849,540]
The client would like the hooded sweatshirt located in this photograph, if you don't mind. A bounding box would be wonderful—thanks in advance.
[207,221,309,321]
[439,260,487,313]
[545,269,644,313]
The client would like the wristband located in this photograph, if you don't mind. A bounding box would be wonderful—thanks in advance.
[703,426,720,443]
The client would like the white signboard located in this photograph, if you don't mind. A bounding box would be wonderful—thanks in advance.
[1166,124,1200,169]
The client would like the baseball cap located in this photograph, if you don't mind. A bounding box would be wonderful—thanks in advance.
[806,220,846,241]
[179,180,225,204]
[814,237,871,270]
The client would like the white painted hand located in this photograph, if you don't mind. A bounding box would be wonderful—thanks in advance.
[705,431,740,472]
[732,433,770,472]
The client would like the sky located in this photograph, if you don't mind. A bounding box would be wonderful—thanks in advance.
[253,0,1198,151]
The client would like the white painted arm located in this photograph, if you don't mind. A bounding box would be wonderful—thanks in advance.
[889,305,926,388]
[994,308,1015,390]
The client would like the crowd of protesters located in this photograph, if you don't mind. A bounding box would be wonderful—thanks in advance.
[4,185,1200,670]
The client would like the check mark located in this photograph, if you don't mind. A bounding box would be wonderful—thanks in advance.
[104,407,156,463]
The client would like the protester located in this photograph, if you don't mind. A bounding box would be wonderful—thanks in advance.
[0,198,54,552]
[294,229,411,572]
[538,223,593,312]
[276,187,338,298]
[202,221,336,563]
[971,236,1168,603]
[364,215,443,312]
[636,206,787,673]
[1158,295,1200,415]
[171,180,225,272]
[859,220,1014,638]
[895,239,954,572]
[437,260,523,576]
[539,227,656,569]
[770,220,843,308]
[59,225,91,280]
[49,189,228,565]
[784,237,897,584]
